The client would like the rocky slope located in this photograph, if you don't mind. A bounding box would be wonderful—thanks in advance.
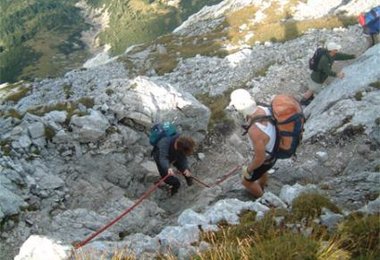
[1,0,379,259]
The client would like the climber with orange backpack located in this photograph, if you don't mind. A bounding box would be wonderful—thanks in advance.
[149,122,196,196]
[227,89,304,198]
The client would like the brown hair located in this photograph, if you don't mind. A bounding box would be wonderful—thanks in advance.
[176,136,196,156]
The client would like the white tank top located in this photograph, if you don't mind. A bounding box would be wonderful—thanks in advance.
[254,106,276,154]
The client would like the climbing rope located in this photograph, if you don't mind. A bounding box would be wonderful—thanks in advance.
[212,164,242,187]
[73,163,243,249]
[179,164,243,188]
[191,176,211,188]
[74,174,171,249]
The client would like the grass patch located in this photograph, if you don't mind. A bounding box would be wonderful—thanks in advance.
[197,210,349,260]
[0,108,23,119]
[354,91,363,101]
[0,139,12,156]
[63,84,74,99]
[255,63,274,77]
[290,192,341,221]
[152,53,179,76]
[202,210,279,244]
[105,88,115,96]
[196,91,235,135]
[249,232,319,259]
[369,81,380,89]
[44,126,56,141]
[1,83,31,103]
[77,97,95,108]
[338,213,380,258]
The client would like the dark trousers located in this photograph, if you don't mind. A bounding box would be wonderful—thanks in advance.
[152,152,181,192]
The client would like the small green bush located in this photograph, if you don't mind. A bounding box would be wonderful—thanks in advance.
[78,97,95,109]
[0,139,12,156]
[44,126,56,141]
[338,213,380,258]
[4,86,30,103]
[105,88,115,96]
[63,84,73,99]
[354,91,363,101]
[196,91,234,132]
[369,81,380,89]
[1,108,23,119]
[290,192,341,221]
[249,232,319,260]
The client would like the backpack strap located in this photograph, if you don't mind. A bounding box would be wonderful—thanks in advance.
[241,115,274,136]
[276,113,305,125]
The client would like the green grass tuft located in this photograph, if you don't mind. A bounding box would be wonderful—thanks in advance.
[290,192,341,221]
[338,213,380,258]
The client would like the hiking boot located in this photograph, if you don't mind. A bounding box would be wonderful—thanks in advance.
[169,186,178,196]
[185,176,193,186]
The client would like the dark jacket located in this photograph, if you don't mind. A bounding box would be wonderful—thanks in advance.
[152,135,189,174]
[311,52,355,84]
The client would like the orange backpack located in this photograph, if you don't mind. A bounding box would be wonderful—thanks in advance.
[242,95,305,159]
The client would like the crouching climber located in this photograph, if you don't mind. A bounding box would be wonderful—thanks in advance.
[150,122,196,196]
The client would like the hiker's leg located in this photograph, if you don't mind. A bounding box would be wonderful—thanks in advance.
[242,178,264,198]
[258,172,269,189]
[302,79,323,105]
[302,89,314,100]
[173,163,193,186]
[165,176,181,195]
[373,33,380,46]
[365,34,373,49]
[370,34,376,47]
[242,158,276,197]
[153,152,181,193]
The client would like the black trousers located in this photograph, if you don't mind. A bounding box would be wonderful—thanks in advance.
[152,150,181,191]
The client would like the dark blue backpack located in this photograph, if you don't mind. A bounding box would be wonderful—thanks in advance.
[149,122,177,146]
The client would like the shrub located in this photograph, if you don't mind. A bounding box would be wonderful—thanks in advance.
[338,213,380,258]
[369,81,380,89]
[44,126,56,141]
[290,192,341,221]
[196,91,233,132]
[0,139,12,156]
[249,232,319,260]
[3,86,30,103]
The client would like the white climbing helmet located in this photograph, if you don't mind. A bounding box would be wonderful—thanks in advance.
[228,89,257,118]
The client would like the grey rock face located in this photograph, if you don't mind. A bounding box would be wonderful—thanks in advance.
[0,185,27,217]
[70,110,110,143]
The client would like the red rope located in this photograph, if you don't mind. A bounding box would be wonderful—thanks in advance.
[190,176,211,188]
[180,164,242,188]
[74,164,243,249]
[74,174,170,249]
[212,164,242,186]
